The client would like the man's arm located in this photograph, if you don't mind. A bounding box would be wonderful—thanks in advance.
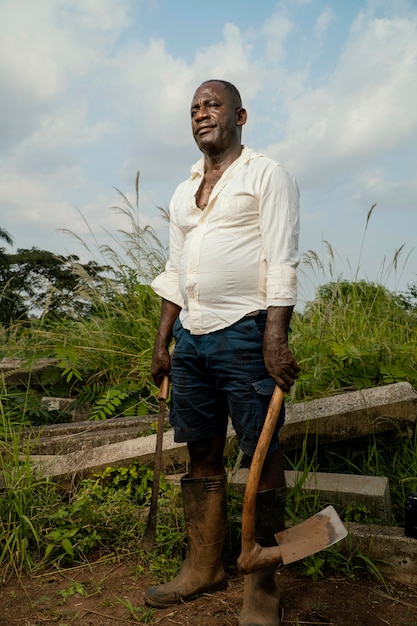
[150,298,181,387]
[257,163,300,392]
[263,305,300,393]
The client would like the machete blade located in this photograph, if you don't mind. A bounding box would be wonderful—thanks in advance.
[274,505,348,565]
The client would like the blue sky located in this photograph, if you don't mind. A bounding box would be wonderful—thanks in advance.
[1,0,416,307]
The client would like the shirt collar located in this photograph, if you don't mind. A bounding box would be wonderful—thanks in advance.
[189,145,256,178]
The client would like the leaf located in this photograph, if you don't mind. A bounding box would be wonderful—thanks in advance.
[44,543,56,560]
[61,538,74,557]
[47,530,62,541]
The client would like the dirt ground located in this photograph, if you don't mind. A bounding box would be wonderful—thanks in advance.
[1,556,416,626]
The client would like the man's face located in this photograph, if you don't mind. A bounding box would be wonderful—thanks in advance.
[190,82,246,153]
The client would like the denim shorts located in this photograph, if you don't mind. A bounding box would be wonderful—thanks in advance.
[170,312,285,456]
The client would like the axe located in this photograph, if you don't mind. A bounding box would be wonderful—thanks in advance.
[237,386,347,573]
[142,375,170,552]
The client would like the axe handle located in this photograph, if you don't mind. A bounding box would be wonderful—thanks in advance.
[142,376,169,552]
[238,385,284,572]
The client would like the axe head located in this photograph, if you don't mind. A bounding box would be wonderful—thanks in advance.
[275,505,348,565]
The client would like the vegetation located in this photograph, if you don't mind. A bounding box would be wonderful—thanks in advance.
[1,181,417,585]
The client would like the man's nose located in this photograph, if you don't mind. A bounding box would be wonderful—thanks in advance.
[194,105,209,120]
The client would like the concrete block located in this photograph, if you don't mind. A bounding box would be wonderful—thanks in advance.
[40,397,90,422]
[27,421,237,485]
[22,382,417,457]
[285,470,392,523]
[346,522,417,586]
[227,468,391,523]
[23,417,161,454]
[0,357,60,387]
[281,382,417,450]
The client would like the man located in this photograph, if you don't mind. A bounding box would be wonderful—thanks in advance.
[145,79,300,626]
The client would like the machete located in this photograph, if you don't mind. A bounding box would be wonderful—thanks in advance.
[142,376,169,552]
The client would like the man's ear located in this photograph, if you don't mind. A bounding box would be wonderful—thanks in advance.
[236,107,247,127]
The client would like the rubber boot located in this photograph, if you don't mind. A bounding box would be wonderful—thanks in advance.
[238,487,287,626]
[144,473,227,607]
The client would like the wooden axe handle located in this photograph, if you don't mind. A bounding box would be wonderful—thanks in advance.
[238,385,285,572]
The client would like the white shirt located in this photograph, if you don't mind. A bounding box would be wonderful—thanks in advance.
[151,146,300,335]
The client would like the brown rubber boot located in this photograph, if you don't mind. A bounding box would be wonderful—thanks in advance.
[238,487,287,626]
[144,473,227,607]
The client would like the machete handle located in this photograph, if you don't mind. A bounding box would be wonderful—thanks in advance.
[159,375,169,401]
[142,375,170,552]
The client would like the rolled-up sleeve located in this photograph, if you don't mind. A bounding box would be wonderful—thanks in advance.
[259,163,300,307]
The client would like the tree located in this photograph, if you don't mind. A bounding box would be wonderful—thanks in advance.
[0,227,14,264]
[0,247,110,325]
[0,227,13,247]
[0,228,26,324]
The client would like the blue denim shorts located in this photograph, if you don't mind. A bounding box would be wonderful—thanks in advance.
[170,312,285,456]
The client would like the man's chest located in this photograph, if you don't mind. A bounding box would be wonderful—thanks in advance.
[194,171,224,210]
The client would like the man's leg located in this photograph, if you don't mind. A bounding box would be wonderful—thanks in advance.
[257,448,285,491]
[239,448,287,626]
[187,435,226,477]
[144,436,227,607]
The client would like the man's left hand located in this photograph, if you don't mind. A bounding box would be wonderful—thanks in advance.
[263,340,300,393]
[263,306,300,392]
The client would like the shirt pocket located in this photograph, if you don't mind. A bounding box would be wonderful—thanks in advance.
[215,192,259,229]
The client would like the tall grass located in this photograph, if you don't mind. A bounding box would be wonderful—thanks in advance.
[47,174,167,416]
[2,174,168,421]
[290,239,417,402]
[0,395,56,575]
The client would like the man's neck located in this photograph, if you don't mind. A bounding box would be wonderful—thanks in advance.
[202,144,243,174]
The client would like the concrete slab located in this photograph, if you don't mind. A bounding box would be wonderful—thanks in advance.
[22,383,417,457]
[6,382,413,490]
[22,413,160,439]
[228,468,392,523]
[0,357,60,387]
[281,382,417,450]
[23,420,161,454]
[28,421,237,485]
[346,522,417,586]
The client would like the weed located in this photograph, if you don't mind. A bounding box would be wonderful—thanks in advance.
[115,596,157,623]
[58,581,88,600]
[342,503,374,523]
[302,554,325,581]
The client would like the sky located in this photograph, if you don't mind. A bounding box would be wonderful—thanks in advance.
[1,0,416,308]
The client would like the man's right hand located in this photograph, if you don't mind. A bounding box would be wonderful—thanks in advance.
[150,298,181,387]
[150,344,171,387]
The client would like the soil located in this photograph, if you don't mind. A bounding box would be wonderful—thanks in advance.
[1,557,416,626]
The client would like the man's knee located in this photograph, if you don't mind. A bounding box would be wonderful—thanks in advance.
[188,436,226,477]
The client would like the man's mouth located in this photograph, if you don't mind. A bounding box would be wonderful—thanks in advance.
[196,125,214,135]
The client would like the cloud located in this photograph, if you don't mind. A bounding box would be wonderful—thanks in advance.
[265,8,417,190]
[0,0,128,149]
[314,7,335,39]
[0,0,129,243]
[352,169,417,212]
